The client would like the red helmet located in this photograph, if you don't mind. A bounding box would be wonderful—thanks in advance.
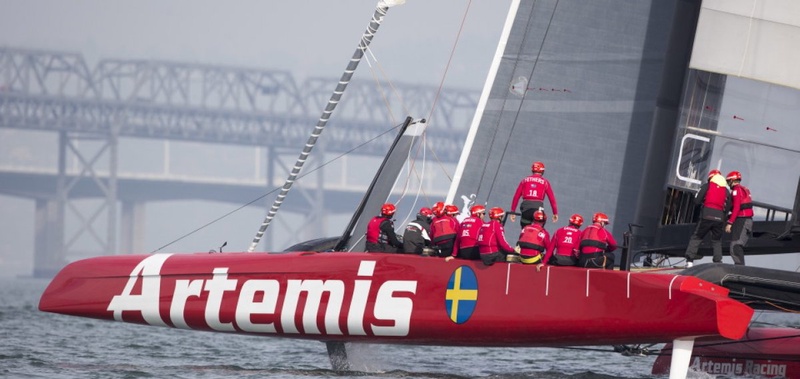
[726,171,742,181]
[419,207,433,218]
[470,205,486,216]
[532,210,546,222]
[381,203,397,216]
[445,204,459,215]
[569,214,584,227]
[593,212,609,225]
[707,169,721,179]
[531,161,545,174]
[432,201,445,217]
[489,207,505,220]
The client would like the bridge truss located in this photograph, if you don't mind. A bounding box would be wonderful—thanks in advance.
[0,47,478,276]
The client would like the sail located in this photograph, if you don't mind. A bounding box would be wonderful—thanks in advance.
[689,0,800,91]
[448,0,702,242]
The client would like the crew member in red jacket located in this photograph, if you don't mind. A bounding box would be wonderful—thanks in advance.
[478,207,516,266]
[447,204,485,261]
[509,161,558,227]
[517,210,550,266]
[578,212,617,269]
[431,204,460,258]
[542,213,584,268]
[725,171,753,265]
[684,169,730,267]
[365,203,403,253]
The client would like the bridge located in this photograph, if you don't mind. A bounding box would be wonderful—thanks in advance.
[0,47,479,276]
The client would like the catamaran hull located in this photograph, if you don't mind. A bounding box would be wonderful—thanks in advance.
[39,252,753,347]
[652,327,800,377]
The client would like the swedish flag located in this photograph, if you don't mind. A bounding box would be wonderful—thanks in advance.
[445,266,478,324]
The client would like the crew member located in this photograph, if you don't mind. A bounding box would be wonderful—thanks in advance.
[685,169,730,267]
[365,203,403,253]
[403,207,433,254]
[517,210,550,266]
[578,212,617,269]
[478,207,516,266]
[725,171,752,265]
[446,204,485,261]
[431,204,460,257]
[542,213,583,268]
[509,161,558,227]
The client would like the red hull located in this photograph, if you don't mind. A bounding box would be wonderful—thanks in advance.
[40,252,753,346]
[652,327,800,377]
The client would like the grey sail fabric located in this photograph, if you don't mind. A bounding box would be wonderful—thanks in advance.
[448,0,700,242]
[339,118,428,252]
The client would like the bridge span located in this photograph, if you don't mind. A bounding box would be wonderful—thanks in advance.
[0,47,474,276]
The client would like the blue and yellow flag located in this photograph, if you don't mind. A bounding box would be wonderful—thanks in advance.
[445,266,478,324]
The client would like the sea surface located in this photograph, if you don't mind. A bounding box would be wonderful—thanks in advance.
[2,277,796,379]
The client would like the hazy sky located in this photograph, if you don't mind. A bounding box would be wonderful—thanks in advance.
[0,0,510,89]
[0,0,512,274]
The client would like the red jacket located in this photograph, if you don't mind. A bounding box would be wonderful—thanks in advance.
[579,223,617,254]
[728,184,753,224]
[455,216,483,255]
[543,225,582,264]
[431,215,460,245]
[510,174,558,215]
[478,220,515,254]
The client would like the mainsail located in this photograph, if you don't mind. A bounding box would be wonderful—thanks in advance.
[447,0,702,244]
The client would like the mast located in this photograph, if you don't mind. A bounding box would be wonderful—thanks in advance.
[247,0,406,252]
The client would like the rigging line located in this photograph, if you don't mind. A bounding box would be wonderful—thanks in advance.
[420,1,474,184]
[148,123,405,254]
[247,0,403,252]
[426,0,472,123]
[486,0,560,202]
[364,49,399,126]
[473,0,539,201]
[364,42,411,117]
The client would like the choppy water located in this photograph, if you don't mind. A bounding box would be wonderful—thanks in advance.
[2,278,796,378]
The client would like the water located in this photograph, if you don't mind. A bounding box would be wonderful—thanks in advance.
[1,278,793,379]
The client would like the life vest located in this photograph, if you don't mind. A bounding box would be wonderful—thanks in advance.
[518,224,547,253]
[432,216,457,244]
[703,181,728,211]
[738,185,754,217]
[579,224,608,254]
[366,216,389,245]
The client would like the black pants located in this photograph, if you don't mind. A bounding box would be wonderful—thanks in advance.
[579,252,615,269]
[435,240,455,258]
[457,246,480,260]
[519,200,544,228]
[684,218,724,263]
[549,254,578,266]
[730,218,752,265]
[481,251,506,266]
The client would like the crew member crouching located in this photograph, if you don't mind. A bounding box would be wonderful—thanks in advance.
[517,210,550,266]
[578,212,617,269]
[478,207,516,266]
[365,203,403,253]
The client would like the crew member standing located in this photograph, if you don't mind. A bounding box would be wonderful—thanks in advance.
[477,207,516,266]
[542,213,584,268]
[403,207,433,254]
[431,204,460,257]
[578,212,617,269]
[684,169,730,266]
[447,205,485,261]
[365,203,403,253]
[509,161,558,227]
[725,171,752,265]
[517,210,550,266]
